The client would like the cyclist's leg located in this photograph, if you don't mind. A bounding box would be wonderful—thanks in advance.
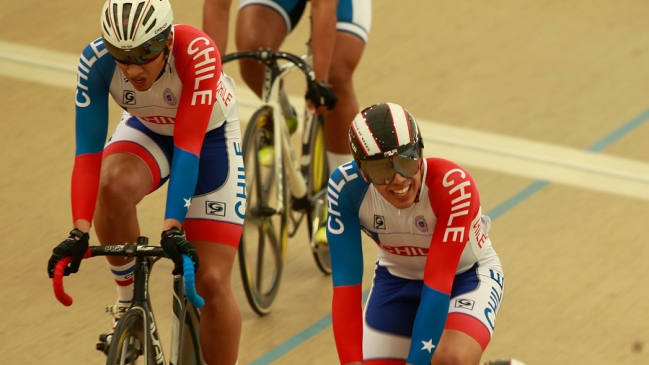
[94,112,173,332]
[361,266,421,364]
[325,0,371,168]
[94,115,164,266]
[235,0,306,96]
[433,250,505,364]
[184,117,246,365]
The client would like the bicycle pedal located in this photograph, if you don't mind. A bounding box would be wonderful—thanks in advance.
[98,333,111,342]
[96,334,111,354]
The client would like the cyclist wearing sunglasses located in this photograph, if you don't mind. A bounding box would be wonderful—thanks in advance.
[328,102,505,365]
[46,1,244,364]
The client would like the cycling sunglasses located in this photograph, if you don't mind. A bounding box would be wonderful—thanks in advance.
[360,153,422,185]
[103,30,170,66]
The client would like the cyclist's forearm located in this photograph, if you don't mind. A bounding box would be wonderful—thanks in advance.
[163,218,182,231]
[73,219,91,233]
[310,0,338,82]
[202,0,232,55]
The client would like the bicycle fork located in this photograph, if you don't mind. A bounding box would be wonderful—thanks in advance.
[134,259,166,365]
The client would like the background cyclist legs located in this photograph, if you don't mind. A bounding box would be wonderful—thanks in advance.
[235,0,370,170]
[94,135,242,365]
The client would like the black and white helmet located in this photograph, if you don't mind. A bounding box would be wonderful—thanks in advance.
[348,102,423,162]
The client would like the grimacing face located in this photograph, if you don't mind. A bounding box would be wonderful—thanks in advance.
[112,36,172,92]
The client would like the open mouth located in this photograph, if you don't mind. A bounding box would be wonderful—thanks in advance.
[392,185,410,197]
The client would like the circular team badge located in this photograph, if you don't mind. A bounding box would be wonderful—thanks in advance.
[163,88,177,106]
[414,215,429,232]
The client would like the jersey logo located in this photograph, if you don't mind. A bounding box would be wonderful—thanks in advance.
[414,215,429,232]
[123,90,136,105]
[375,242,428,256]
[454,298,475,310]
[374,214,385,230]
[206,201,226,216]
[163,88,177,106]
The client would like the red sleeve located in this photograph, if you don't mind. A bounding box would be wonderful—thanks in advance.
[170,24,223,154]
[424,158,481,293]
[71,153,103,222]
[332,284,364,364]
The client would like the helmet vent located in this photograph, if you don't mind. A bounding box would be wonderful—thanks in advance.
[142,6,155,26]
[103,9,112,37]
[111,3,121,41]
[131,2,145,39]
[145,18,157,34]
[121,3,132,41]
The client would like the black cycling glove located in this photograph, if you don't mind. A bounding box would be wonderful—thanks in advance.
[47,229,90,278]
[160,227,199,275]
[305,81,338,110]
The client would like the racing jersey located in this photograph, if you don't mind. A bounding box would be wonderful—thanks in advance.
[327,157,491,364]
[72,24,235,225]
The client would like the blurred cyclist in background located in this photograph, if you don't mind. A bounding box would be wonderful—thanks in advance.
[327,102,505,365]
[47,1,244,364]
[204,0,370,168]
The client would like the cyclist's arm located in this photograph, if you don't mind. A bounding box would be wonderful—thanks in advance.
[328,163,368,364]
[164,25,223,228]
[406,159,482,365]
[71,40,115,231]
[202,0,233,55]
[310,0,338,83]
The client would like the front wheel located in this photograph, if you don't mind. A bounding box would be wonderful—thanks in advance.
[106,309,152,365]
[305,114,331,275]
[238,106,288,316]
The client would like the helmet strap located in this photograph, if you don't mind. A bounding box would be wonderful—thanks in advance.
[155,46,170,81]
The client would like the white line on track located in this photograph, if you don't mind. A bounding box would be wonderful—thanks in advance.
[3,40,649,201]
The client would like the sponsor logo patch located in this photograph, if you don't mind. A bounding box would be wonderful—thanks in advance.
[374,214,385,230]
[454,298,475,310]
[206,201,226,216]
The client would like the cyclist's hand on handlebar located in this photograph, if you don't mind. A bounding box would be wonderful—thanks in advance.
[305,81,338,111]
[160,227,199,275]
[47,229,89,278]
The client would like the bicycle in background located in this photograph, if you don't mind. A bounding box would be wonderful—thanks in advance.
[52,236,204,365]
[222,46,335,316]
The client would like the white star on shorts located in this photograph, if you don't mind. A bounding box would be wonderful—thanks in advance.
[421,339,436,353]
[184,197,192,208]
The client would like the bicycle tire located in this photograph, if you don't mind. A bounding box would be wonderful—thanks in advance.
[177,304,203,365]
[106,309,153,365]
[306,114,331,274]
[238,106,287,316]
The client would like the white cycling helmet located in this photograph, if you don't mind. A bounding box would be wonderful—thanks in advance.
[101,0,173,64]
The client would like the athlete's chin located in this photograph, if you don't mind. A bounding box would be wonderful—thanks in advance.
[387,194,416,209]
[130,78,151,91]
[132,83,152,92]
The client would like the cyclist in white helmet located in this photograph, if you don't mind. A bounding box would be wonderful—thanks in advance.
[47,1,244,364]
[327,102,505,365]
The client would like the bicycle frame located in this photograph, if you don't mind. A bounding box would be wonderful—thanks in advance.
[52,238,204,365]
[222,49,331,315]
[261,52,314,216]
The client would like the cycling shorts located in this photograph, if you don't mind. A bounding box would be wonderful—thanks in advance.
[239,0,372,43]
[104,114,245,247]
[362,246,505,361]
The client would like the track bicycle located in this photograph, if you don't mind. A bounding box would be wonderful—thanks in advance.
[222,47,334,316]
[52,236,205,365]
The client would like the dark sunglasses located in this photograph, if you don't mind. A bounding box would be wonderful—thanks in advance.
[103,28,170,66]
[360,155,422,185]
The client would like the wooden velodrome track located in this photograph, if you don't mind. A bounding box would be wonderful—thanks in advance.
[2,1,649,364]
